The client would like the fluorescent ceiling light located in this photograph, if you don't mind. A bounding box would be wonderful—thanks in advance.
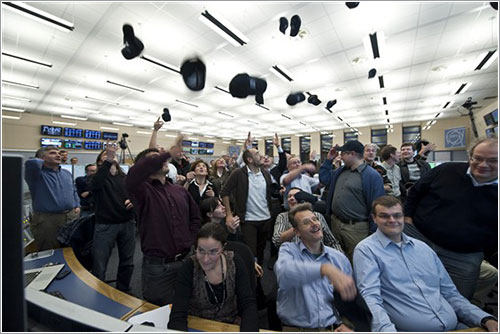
[2,80,39,89]
[387,118,391,123]
[181,131,193,135]
[214,86,231,94]
[165,134,178,138]
[100,126,119,131]
[2,106,25,112]
[2,52,52,68]
[137,131,152,135]
[112,122,133,127]
[218,111,234,118]
[385,110,389,116]
[337,116,343,122]
[255,103,270,110]
[175,99,198,108]
[106,80,144,93]
[85,95,120,106]
[199,10,249,47]
[2,2,74,32]
[299,121,308,126]
[281,114,293,120]
[53,120,76,126]
[378,76,385,89]
[474,50,497,71]
[270,65,294,82]
[2,115,21,120]
[61,114,87,121]
[140,54,180,74]
[382,97,387,105]
[453,82,471,95]
[205,139,216,143]
[247,120,259,125]
[203,135,215,138]
[430,120,437,125]
[2,95,31,102]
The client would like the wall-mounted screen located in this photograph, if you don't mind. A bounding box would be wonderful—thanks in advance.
[182,140,192,147]
[491,109,498,124]
[206,149,214,155]
[191,141,199,148]
[182,147,191,153]
[102,132,118,140]
[40,137,63,147]
[84,141,102,150]
[63,139,83,149]
[484,113,494,126]
[84,130,102,139]
[63,127,83,138]
[198,149,207,155]
[41,125,62,136]
[199,142,214,148]
[191,148,199,154]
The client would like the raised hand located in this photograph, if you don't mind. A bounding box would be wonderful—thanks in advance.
[205,186,215,197]
[273,133,280,147]
[327,147,338,160]
[153,117,164,131]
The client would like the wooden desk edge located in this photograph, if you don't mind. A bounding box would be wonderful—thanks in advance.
[62,247,144,314]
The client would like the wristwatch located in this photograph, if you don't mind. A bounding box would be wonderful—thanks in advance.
[481,316,497,328]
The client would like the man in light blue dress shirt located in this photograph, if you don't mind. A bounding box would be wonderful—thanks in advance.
[275,202,356,331]
[353,196,498,332]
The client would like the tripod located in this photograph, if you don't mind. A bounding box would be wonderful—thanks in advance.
[119,136,135,164]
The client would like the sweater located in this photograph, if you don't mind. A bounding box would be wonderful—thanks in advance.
[404,162,497,254]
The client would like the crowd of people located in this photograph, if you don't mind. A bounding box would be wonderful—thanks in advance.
[24,121,498,332]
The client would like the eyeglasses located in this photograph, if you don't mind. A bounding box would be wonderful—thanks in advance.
[196,248,222,257]
[470,156,498,165]
[377,213,404,220]
[300,215,320,226]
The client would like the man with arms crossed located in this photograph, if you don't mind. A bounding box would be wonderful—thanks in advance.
[354,196,497,332]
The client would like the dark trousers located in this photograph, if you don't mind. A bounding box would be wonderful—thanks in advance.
[92,220,136,292]
[31,210,80,251]
[242,219,271,265]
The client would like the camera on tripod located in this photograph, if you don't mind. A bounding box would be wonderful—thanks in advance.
[119,133,129,150]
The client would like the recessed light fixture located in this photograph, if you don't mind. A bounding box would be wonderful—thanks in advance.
[61,114,87,121]
[222,141,231,144]
[2,80,39,89]
[430,120,437,125]
[281,114,293,120]
[53,120,76,126]
[112,122,133,127]
[175,99,198,108]
[270,65,294,82]
[140,54,180,74]
[247,120,259,125]
[2,52,52,68]
[106,80,144,93]
[2,95,31,102]
[199,10,249,47]
[100,126,119,131]
[2,2,74,31]
[2,115,21,120]
[85,95,120,105]
[2,106,25,113]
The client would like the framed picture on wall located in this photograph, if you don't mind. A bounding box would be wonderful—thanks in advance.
[444,127,466,148]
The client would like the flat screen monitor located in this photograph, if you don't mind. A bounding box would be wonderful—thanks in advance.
[182,147,191,153]
[191,148,199,154]
[41,125,62,136]
[198,149,207,155]
[84,141,102,150]
[102,132,118,141]
[64,140,83,149]
[492,109,498,124]
[41,138,63,147]
[206,149,214,155]
[84,130,102,139]
[206,142,214,148]
[63,128,83,138]
[191,141,199,148]
[182,140,192,147]
[484,113,494,127]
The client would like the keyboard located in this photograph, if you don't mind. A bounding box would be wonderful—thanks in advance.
[24,271,41,288]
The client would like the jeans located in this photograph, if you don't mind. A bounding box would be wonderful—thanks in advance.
[403,223,483,300]
[141,254,190,306]
[92,221,136,292]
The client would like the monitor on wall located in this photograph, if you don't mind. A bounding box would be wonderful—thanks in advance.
[41,125,62,136]
[484,113,494,126]
[491,109,498,124]
[41,138,63,147]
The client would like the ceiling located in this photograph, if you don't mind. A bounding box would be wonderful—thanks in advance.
[1,1,498,140]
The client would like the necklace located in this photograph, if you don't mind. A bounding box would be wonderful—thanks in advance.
[204,255,226,311]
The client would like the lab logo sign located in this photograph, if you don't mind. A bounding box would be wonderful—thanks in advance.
[444,127,466,148]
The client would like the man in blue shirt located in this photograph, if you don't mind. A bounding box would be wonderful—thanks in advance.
[25,146,80,251]
[275,202,356,331]
[353,196,498,332]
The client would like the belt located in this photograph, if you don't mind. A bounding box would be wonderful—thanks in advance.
[282,323,339,332]
[333,214,359,225]
[143,250,190,264]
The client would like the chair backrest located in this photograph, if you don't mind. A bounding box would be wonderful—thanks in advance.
[225,241,256,291]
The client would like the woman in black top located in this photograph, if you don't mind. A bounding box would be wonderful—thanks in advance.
[185,160,218,217]
[168,223,259,332]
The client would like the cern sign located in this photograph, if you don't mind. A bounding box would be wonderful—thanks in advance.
[444,127,466,148]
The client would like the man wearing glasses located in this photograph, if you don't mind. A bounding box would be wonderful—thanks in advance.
[319,140,385,262]
[404,137,498,301]
[354,196,498,332]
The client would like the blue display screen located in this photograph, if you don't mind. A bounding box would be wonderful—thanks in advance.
[41,125,62,136]
[64,127,83,138]
[84,141,102,150]
[41,137,63,147]
[84,130,102,139]
[64,139,83,149]
[103,132,118,140]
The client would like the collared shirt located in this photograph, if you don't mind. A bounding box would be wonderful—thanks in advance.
[275,240,352,329]
[381,162,402,197]
[280,172,320,209]
[466,167,498,187]
[331,163,368,221]
[245,166,271,221]
[126,152,200,258]
[24,158,80,213]
[354,230,491,332]
[272,211,343,252]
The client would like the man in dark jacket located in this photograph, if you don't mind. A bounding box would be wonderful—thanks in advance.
[221,148,273,265]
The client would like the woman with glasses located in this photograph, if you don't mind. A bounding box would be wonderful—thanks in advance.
[168,222,259,332]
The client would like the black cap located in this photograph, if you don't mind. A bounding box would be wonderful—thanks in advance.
[279,17,288,34]
[338,140,364,154]
[345,2,360,9]
[121,24,144,60]
[294,191,318,205]
[290,15,301,37]
[180,57,206,91]
[326,99,337,109]
[307,94,321,106]
[490,2,498,10]
[286,92,306,106]
[368,68,377,79]
[162,108,171,122]
[229,73,267,104]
